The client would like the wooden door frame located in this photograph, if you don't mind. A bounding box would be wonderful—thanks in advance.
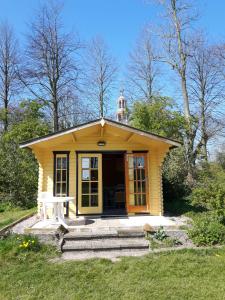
[77,153,103,215]
[125,152,149,213]
[75,151,126,216]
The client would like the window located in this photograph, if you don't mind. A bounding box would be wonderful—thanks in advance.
[53,152,70,197]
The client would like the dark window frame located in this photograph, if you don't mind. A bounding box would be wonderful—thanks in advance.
[53,151,70,217]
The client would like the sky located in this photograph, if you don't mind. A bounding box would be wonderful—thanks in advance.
[1,0,225,109]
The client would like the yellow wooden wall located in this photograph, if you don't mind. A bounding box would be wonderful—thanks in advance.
[33,139,170,217]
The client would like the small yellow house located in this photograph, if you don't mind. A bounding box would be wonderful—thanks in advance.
[20,118,180,218]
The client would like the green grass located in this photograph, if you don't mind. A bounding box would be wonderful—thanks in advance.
[1,236,225,300]
[0,207,36,230]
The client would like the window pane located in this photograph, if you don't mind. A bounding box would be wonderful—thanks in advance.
[142,194,146,205]
[91,195,98,207]
[62,157,67,169]
[56,158,61,169]
[56,183,61,194]
[82,195,89,207]
[137,157,144,168]
[62,183,66,194]
[134,169,137,180]
[138,181,142,193]
[82,182,89,194]
[91,170,98,181]
[134,194,138,206]
[91,157,98,169]
[134,181,137,193]
[82,157,89,168]
[140,169,145,180]
[91,182,98,193]
[133,157,137,168]
[62,170,67,182]
[82,170,90,180]
[142,181,146,193]
[56,170,61,182]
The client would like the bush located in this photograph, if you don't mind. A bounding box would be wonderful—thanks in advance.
[190,164,225,222]
[188,214,225,246]
[163,147,191,215]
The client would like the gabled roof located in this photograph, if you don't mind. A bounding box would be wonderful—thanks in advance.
[19,118,181,148]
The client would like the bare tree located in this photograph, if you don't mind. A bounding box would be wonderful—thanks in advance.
[83,37,117,118]
[189,37,225,162]
[21,2,82,131]
[127,26,161,102]
[154,0,198,181]
[0,22,19,132]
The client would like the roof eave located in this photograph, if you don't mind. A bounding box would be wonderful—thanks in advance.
[19,118,182,149]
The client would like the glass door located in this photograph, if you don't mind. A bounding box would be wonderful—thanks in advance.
[78,153,102,214]
[125,153,149,213]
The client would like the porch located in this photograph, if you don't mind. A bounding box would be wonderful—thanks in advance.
[26,214,188,233]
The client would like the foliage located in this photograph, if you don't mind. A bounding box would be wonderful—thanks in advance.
[188,213,225,246]
[163,147,191,214]
[216,150,225,170]
[153,226,167,241]
[190,164,225,221]
[16,235,41,252]
[149,236,182,250]
[0,100,49,208]
[130,97,190,214]
[130,96,184,140]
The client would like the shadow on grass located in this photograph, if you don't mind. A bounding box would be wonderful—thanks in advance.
[163,198,205,216]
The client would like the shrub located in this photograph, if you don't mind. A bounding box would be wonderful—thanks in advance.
[190,164,225,222]
[188,214,225,246]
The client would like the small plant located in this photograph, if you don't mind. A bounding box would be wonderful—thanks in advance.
[17,235,41,252]
[153,226,167,241]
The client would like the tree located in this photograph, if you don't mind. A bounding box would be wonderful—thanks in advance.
[0,100,49,208]
[83,36,117,118]
[189,37,225,162]
[0,22,19,132]
[130,96,184,140]
[127,27,161,102]
[21,2,82,131]
[130,96,188,212]
[154,0,198,182]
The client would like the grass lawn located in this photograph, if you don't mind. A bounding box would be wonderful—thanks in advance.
[1,236,225,300]
[0,207,36,230]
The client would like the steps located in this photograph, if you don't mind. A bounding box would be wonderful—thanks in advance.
[61,228,149,255]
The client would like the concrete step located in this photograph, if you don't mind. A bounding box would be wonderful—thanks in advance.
[62,237,149,252]
[61,249,150,261]
[64,230,145,241]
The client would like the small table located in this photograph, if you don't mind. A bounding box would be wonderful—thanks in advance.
[41,196,74,228]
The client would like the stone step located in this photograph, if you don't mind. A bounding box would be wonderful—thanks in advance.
[61,249,150,261]
[62,237,149,252]
[64,230,145,241]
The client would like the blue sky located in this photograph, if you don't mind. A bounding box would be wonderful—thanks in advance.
[1,0,225,103]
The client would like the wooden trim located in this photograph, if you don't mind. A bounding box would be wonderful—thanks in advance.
[77,153,103,215]
[20,118,181,148]
[53,151,70,217]
[76,151,78,216]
